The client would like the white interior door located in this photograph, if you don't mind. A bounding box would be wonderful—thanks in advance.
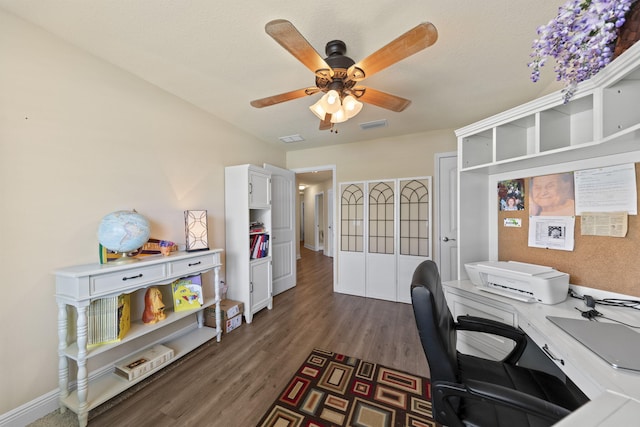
[263,164,296,295]
[299,201,304,243]
[314,192,324,251]
[396,177,432,303]
[436,153,458,282]
[337,182,366,296]
[366,181,397,301]
[326,189,334,258]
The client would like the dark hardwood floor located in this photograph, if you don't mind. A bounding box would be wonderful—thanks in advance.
[86,245,430,426]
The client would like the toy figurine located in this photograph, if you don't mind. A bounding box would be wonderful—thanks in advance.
[159,240,174,256]
[142,287,166,324]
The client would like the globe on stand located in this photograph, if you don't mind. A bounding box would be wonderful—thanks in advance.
[98,210,151,264]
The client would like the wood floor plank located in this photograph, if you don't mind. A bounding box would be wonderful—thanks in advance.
[84,245,430,427]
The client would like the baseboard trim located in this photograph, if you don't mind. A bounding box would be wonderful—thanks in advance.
[304,243,321,252]
[0,389,60,427]
[4,339,216,426]
[0,367,112,426]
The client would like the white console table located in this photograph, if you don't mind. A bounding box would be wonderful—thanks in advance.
[443,280,640,426]
[54,249,223,427]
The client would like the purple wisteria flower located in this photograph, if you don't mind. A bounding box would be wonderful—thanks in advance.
[529,0,636,102]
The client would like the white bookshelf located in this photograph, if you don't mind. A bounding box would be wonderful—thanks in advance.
[54,249,223,427]
[224,164,273,324]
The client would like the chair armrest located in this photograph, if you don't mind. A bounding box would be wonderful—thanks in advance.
[455,315,527,363]
[432,379,571,426]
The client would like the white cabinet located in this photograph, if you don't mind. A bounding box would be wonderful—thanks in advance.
[54,249,223,427]
[249,169,271,208]
[225,164,273,323]
[250,258,272,313]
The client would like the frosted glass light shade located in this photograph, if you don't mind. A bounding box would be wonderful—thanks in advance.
[309,99,327,120]
[330,107,347,123]
[343,95,363,119]
[321,90,342,114]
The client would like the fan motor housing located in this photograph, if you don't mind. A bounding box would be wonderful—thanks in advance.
[316,40,357,93]
[324,40,355,69]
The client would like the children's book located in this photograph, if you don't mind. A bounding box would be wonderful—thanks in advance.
[88,293,130,347]
[171,274,203,312]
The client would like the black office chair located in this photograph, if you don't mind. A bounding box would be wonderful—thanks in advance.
[410,260,588,427]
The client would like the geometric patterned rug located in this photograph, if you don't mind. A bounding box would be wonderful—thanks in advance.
[256,348,438,427]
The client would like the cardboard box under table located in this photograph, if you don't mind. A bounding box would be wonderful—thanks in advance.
[204,299,244,334]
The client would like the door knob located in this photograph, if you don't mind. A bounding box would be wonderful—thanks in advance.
[441,236,456,242]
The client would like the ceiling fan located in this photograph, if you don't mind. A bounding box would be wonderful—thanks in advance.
[250,19,438,131]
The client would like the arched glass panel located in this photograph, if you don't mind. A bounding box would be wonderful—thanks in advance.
[400,179,430,256]
[340,183,364,252]
[368,181,395,254]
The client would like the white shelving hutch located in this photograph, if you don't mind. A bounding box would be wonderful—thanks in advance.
[54,249,223,427]
[455,41,640,279]
[224,164,273,324]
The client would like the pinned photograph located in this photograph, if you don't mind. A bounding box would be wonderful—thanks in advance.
[498,179,525,211]
[529,172,575,216]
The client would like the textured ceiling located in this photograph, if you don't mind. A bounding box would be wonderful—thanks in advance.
[0,0,565,151]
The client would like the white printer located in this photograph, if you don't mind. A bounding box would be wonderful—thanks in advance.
[464,261,569,305]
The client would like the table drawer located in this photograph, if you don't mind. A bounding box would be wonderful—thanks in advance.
[169,254,215,276]
[91,264,166,295]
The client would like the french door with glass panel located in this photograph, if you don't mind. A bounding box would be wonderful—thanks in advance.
[338,177,432,303]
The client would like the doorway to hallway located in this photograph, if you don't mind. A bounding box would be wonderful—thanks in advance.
[294,166,336,289]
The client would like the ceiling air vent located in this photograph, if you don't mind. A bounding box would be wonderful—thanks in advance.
[359,119,388,130]
[278,134,305,143]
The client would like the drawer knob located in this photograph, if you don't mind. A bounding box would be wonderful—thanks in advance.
[188,261,202,267]
[122,273,143,281]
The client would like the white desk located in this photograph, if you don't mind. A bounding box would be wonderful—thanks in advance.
[443,280,640,426]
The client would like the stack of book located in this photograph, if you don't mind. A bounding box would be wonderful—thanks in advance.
[249,222,265,233]
[114,344,174,381]
[250,233,269,259]
[88,294,130,347]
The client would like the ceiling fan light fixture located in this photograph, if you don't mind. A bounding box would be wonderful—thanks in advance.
[342,95,363,119]
[309,99,327,120]
[254,20,438,131]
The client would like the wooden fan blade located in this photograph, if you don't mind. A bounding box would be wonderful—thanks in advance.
[357,87,411,112]
[319,114,332,130]
[347,22,437,82]
[250,87,318,108]
[265,19,333,77]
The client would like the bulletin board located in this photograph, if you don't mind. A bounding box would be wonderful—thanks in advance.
[498,163,640,297]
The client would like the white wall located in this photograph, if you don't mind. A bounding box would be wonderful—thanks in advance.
[287,129,457,250]
[0,10,285,415]
[301,179,332,251]
[287,130,456,182]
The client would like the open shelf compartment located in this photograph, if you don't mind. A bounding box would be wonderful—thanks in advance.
[539,95,593,153]
[603,66,640,138]
[60,326,217,414]
[461,129,493,168]
[495,114,536,161]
